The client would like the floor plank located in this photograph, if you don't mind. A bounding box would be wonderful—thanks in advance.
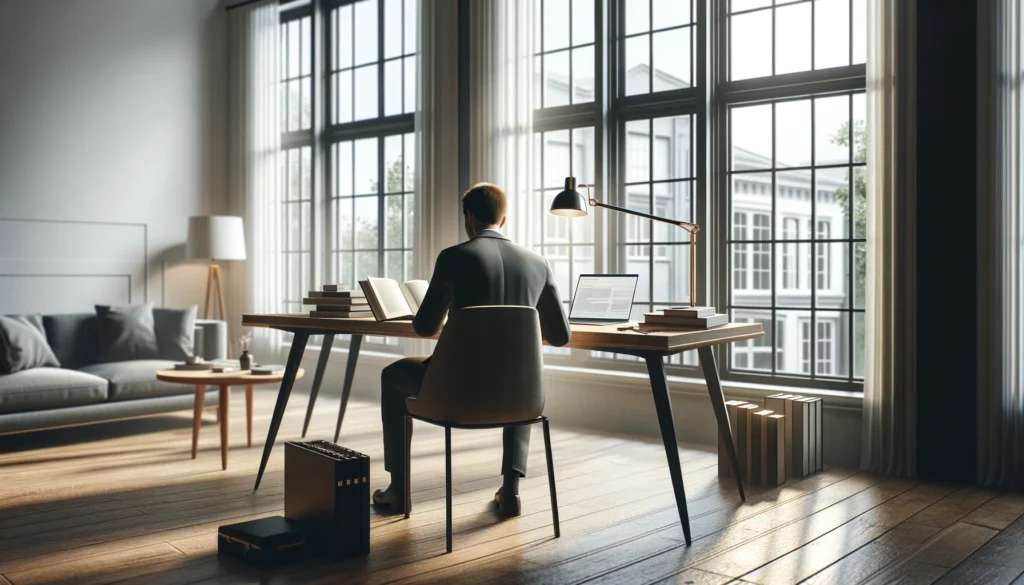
[739,483,954,585]
[0,389,1018,585]
[936,512,1024,585]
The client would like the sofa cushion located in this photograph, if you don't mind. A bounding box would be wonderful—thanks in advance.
[42,313,99,369]
[95,304,161,363]
[153,305,198,361]
[0,315,61,374]
[0,368,108,414]
[78,360,188,401]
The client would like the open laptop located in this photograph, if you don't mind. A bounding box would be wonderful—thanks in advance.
[568,274,639,325]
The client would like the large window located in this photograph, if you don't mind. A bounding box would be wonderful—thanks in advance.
[723,0,867,389]
[275,0,867,391]
[531,0,699,368]
[324,0,417,347]
[276,1,417,349]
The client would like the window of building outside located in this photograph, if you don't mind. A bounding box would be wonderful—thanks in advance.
[278,0,866,391]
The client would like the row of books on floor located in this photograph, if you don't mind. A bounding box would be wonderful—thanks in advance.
[640,306,728,330]
[718,393,823,487]
[304,278,428,321]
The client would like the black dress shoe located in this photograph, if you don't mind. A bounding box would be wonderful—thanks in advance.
[373,486,407,514]
[494,488,522,517]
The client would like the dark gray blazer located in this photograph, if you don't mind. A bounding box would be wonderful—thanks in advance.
[412,230,572,347]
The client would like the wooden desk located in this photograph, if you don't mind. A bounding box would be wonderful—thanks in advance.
[242,313,763,546]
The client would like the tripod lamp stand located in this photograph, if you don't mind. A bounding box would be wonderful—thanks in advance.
[186,215,247,320]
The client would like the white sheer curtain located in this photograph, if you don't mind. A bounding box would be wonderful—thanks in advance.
[466,0,534,245]
[860,0,918,477]
[415,0,461,273]
[977,0,1024,490]
[227,0,283,357]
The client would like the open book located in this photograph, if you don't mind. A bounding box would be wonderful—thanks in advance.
[358,277,429,321]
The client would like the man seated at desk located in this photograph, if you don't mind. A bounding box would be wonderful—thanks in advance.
[372,183,572,516]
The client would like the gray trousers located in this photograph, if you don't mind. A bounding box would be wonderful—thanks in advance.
[381,357,531,489]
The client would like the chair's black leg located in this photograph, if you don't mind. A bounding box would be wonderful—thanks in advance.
[254,331,309,492]
[445,425,453,553]
[334,334,363,443]
[301,334,334,438]
[542,418,560,538]
[698,345,746,502]
[645,354,692,546]
[404,415,411,519]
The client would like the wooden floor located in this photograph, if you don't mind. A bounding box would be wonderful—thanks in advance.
[2,391,1024,585]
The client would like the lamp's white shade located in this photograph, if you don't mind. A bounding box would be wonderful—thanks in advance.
[186,216,247,261]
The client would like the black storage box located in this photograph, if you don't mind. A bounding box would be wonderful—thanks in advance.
[285,440,370,558]
[217,515,313,567]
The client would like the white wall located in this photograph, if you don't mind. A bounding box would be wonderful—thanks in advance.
[0,0,228,315]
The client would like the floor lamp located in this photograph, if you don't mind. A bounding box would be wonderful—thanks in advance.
[550,177,707,309]
[186,216,247,321]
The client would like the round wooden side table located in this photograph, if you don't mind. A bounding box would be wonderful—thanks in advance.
[156,368,306,470]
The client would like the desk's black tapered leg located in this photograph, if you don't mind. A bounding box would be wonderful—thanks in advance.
[645,354,692,546]
[301,334,335,438]
[698,345,746,501]
[333,334,362,443]
[253,331,309,492]
[445,426,452,553]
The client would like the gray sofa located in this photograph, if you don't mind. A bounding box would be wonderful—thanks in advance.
[0,313,227,435]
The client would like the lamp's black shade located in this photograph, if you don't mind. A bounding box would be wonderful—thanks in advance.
[549,177,589,217]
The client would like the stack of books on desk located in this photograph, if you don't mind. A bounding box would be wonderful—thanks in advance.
[639,306,727,330]
[305,285,374,319]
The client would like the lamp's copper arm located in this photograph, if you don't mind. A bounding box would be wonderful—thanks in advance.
[580,185,699,234]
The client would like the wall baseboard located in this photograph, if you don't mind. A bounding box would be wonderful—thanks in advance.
[288,345,863,469]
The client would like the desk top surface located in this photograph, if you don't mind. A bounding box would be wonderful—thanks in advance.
[242,313,763,354]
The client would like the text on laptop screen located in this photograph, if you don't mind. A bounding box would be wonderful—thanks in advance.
[570,276,638,320]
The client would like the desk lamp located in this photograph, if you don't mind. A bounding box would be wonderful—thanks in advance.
[550,177,703,308]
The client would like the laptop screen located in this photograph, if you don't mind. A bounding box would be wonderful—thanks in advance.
[568,274,639,322]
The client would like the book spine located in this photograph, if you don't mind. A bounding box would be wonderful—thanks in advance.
[808,398,823,473]
[792,400,811,477]
[309,311,372,318]
[764,394,794,477]
[720,400,748,478]
[748,411,769,485]
[765,414,786,486]
[360,454,370,554]
[732,404,759,483]
[314,305,372,312]
[817,399,823,472]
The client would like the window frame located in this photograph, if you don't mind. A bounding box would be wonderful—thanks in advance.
[278,0,868,392]
[321,0,417,350]
[529,0,708,373]
[713,0,866,392]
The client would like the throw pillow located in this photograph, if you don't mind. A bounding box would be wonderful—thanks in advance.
[0,315,61,374]
[152,305,198,361]
[95,303,161,363]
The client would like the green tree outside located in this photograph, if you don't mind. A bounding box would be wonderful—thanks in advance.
[831,119,867,373]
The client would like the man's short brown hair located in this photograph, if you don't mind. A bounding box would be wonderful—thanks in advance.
[461,183,507,225]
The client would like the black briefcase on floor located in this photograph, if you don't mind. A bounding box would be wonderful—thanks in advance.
[284,440,370,558]
[217,515,313,567]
